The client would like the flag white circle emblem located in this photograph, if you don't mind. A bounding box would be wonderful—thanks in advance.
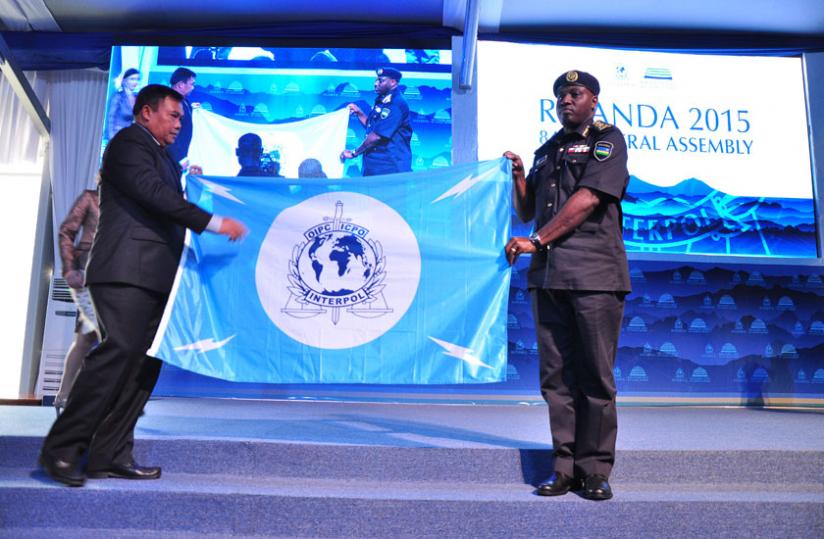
[256,192,421,349]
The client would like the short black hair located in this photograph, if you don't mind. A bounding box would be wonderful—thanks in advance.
[170,67,196,86]
[133,84,183,116]
[236,133,263,157]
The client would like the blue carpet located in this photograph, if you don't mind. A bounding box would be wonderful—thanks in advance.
[1,399,822,537]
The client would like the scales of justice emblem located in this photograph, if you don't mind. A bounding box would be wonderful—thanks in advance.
[282,201,392,325]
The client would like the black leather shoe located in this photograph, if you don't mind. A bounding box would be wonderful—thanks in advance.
[536,472,580,496]
[87,463,162,480]
[39,454,85,487]
[582,474,613,500]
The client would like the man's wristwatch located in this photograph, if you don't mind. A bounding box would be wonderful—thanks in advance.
[528,232,545,251]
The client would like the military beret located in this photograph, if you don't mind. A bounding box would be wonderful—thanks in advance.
[553,70,600,97]
[376,67,402,81]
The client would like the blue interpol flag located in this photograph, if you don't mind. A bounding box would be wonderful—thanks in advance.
[149,158,512,384]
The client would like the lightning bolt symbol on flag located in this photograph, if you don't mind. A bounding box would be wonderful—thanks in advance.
[431,167,497,203]
[174,335,236,353]
[199,179,246,205]
[429,336,493,369]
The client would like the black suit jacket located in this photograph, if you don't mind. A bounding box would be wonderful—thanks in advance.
[86,123,212,293]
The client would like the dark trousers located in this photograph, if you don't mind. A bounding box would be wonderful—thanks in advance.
[531,288,624,478]
[41,283,167,470]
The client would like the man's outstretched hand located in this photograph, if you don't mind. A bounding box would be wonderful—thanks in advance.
[218,217,248,242]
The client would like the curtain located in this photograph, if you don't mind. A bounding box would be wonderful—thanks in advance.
[0,68,108,273]
[44,68,107,272]
[0,71,47,169]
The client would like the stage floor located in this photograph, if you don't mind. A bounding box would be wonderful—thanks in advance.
[2,397,823,450]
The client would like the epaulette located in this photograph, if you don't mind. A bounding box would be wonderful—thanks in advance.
[591,120,613,132]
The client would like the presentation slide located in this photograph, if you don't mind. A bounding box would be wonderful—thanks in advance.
[478,42,818,258]
[102,45,452,178]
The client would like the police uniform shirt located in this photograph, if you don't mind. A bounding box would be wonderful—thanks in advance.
[526,121,631,293]
[362,87,413,175]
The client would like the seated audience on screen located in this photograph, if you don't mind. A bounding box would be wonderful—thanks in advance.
[298,158,327,178]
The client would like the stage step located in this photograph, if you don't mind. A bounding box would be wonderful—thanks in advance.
[1,435,823,537]
[3,435,824,485]
[0,467,821,537]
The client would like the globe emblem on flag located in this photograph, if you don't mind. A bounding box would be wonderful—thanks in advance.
[299,230,377,299]
[256,192,421,350]
[285,201,391,325]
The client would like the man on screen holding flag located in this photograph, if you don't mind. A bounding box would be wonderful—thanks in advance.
[340,67,413,176]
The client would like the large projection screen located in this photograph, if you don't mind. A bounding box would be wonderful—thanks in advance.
[102,46,452,179]
[477,42,818,260]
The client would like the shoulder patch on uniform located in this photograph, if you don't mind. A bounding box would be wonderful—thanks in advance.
[592,120,613,131]
[593,141,614,161]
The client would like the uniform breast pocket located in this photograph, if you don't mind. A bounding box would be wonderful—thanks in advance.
[530,154,549,175]
[562,152,590,166]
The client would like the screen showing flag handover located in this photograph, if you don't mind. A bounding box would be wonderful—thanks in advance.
[149,159,512,384]
[103,45,452,178]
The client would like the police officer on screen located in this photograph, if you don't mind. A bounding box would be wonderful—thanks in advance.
[340,67,413,176]
[504,70,631,501]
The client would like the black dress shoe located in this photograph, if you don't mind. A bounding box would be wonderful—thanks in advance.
[536,472,580,496]
[87,463,161,480]
[39,454,86,487]
[582,474,613,500]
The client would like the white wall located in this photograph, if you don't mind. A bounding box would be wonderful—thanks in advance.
[0,169,45,398]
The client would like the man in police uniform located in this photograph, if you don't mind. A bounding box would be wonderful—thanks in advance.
[340,67,413,176]
[504,70,630,501]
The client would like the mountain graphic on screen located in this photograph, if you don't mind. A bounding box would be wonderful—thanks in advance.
[622,176,817,258]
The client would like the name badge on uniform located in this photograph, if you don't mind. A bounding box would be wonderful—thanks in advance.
[593,141,614,161]
[567,144,590,154]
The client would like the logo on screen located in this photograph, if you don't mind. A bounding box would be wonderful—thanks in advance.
[622,177,772,255]
[255,192,421,349]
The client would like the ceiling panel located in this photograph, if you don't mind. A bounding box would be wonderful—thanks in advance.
[43,0,448,32]
[498,0,824,35]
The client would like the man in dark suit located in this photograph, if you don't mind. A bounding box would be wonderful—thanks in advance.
[39,84,246,487]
